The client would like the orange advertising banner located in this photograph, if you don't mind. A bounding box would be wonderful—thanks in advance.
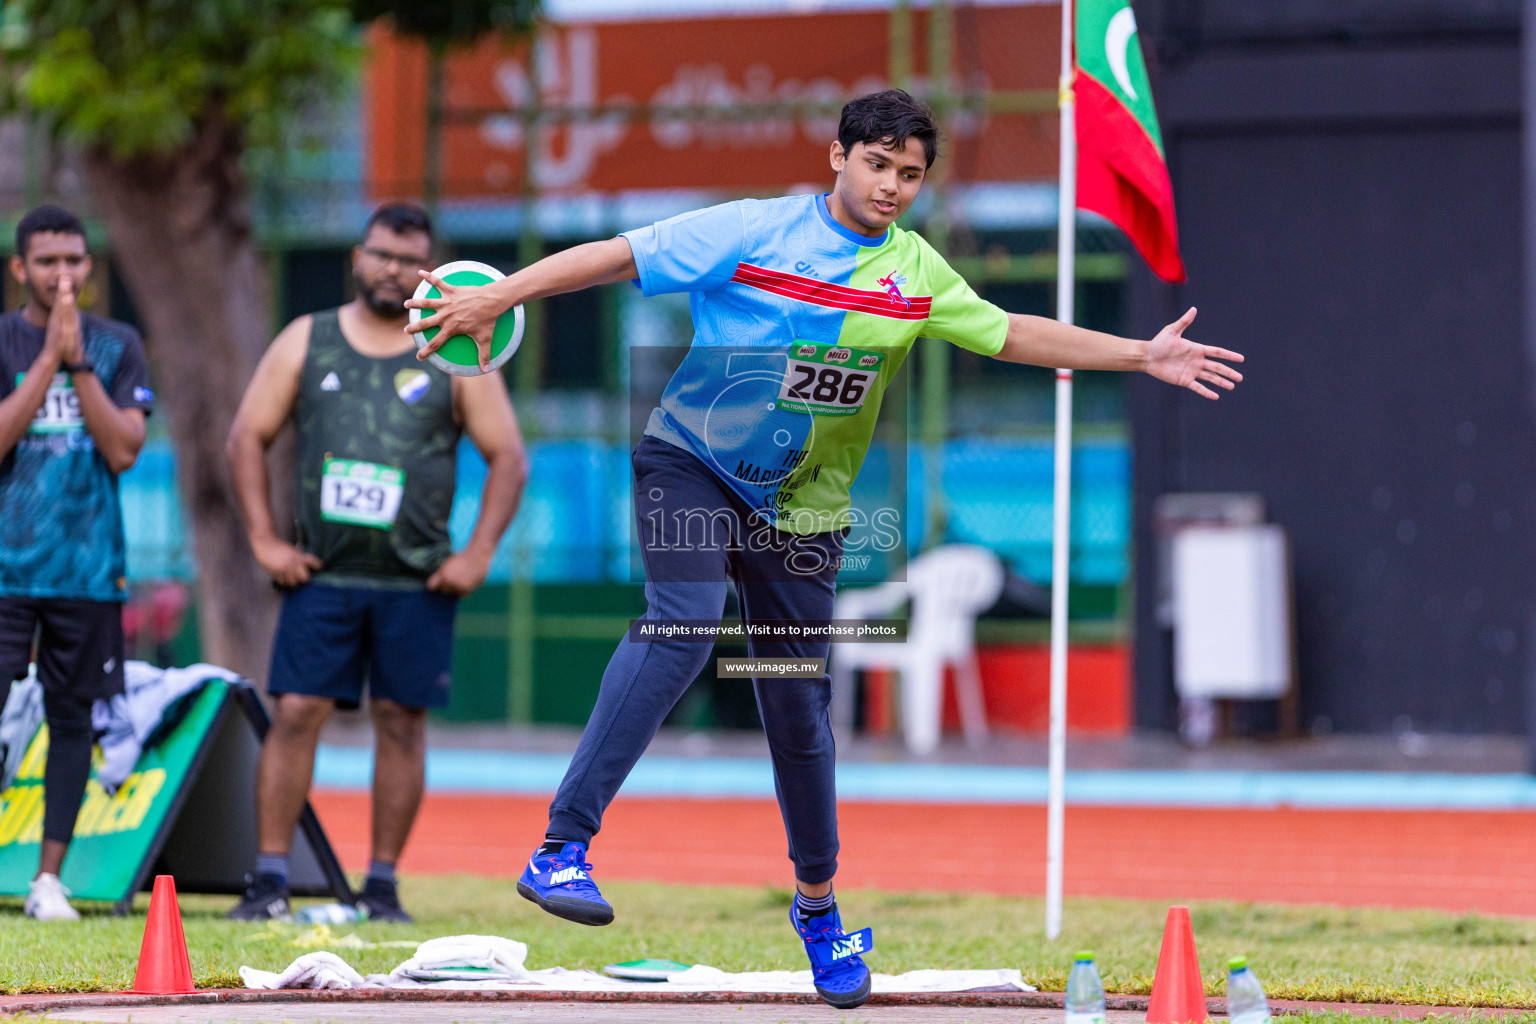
[366,5,1061,199]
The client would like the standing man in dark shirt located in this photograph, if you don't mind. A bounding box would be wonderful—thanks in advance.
[225,203,527,923]
[0,205,153,920]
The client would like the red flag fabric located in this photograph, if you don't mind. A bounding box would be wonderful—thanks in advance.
[1074,0,1186,282]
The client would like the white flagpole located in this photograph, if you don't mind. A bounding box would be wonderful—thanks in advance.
[1046,0,1077,942]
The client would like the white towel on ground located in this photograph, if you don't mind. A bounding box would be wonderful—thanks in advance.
[239,936,1034,995]
[240,951,367,990]
[387,934,531,982]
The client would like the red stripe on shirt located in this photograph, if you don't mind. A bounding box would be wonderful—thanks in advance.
[730,263,932,321]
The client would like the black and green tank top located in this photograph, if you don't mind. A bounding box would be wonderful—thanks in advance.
[294,309,460,588]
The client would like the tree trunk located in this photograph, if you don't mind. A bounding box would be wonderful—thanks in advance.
[80,113,287,682]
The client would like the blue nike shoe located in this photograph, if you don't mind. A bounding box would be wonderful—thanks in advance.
[791,894,874,1009]
[516,842,614,926]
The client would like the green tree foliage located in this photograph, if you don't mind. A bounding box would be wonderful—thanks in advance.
[0,0,367,678]
[2,0,360,158]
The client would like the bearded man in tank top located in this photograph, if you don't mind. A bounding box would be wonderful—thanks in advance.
[224,203,528,922]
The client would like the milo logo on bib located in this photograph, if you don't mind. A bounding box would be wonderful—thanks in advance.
[777,342,883,418]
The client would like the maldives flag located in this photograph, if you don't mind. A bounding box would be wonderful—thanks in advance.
[1074,0,1186,282]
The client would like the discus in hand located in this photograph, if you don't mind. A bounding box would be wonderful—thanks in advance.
[408,260,523,376]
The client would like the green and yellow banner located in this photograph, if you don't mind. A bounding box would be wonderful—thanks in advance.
[0,681,227,904]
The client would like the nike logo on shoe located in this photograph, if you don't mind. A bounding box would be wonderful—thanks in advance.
[549,866,588,885]
[831,933,866,959]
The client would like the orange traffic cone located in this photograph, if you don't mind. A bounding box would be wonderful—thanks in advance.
[1146,905,1207,1024]
[132,875,195,994]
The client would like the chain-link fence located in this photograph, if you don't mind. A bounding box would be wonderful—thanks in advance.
[1,1,1136,721]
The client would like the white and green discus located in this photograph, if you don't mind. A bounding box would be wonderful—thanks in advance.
[408,260,523,376]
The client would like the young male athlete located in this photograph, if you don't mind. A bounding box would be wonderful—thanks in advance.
[407,90,1243,1007]
[0,205,152,920]
[226,203,527,922]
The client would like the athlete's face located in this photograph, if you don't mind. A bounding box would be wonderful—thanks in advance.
[830,137,928,234]
[352,225,432,319]
[9,232,91,314]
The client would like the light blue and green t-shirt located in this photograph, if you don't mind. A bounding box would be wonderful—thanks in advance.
[622,193,1008,534]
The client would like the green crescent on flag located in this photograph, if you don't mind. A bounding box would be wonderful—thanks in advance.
[1073,0,1186,282]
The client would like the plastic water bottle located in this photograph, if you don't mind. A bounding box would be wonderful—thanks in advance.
[1226,956,1270,1024]
[293,902,362,925]
[1065,951,1106,1024]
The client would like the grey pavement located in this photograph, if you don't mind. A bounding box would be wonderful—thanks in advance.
[320,715,1531,775]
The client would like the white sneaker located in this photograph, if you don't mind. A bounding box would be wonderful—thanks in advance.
[24,872,80,921]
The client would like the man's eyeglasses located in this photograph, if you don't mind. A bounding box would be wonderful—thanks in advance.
[361,247,428,273]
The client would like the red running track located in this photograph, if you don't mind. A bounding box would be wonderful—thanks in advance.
[310,791,1533,915]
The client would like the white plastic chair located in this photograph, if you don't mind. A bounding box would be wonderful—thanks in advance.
[830,544,1004,754]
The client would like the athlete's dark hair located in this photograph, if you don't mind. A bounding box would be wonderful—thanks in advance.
[363,201,433,242]
[837,89,940,169]
[16,205,87,258]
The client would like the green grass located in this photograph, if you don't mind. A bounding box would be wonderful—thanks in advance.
[1287,1017,1536,1024]
[0,878,1535,1008]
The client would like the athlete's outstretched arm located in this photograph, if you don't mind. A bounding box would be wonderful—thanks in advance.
[405,237,638,372]
[994,307,1244,400]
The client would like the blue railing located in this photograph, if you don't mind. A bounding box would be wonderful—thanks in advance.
[121,436,1129,586]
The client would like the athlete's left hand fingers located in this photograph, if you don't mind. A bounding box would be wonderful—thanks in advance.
[1202,345,1244,364]
[1204,359,1243,383]
[1199,370,1235,391]
[1187,379,1219,400]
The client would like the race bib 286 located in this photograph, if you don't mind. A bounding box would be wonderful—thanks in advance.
[777,343,883,417]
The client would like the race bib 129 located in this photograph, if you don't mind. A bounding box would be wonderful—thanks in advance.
[777,342,884,417]
[320,458,405,529]
[23,373,83,434]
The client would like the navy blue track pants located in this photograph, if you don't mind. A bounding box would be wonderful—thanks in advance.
[546,436,844,884]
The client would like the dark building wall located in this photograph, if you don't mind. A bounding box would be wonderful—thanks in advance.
[1129,1,1536,733]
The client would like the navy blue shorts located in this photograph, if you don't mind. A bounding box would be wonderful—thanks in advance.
[268,583,455,710]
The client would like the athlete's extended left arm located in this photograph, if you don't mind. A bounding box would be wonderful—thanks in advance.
[427,373,528,596]
[994,307,1244,400]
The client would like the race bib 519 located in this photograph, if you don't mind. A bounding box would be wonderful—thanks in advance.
[777,343,883,417]
[320,458,405,529]
[23,373,82,434]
